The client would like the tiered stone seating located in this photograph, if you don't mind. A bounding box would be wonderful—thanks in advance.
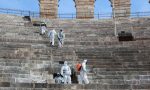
[0,14,25,26]
[0,14,149,90]
[75,46,150,84]
[0,15,54,87]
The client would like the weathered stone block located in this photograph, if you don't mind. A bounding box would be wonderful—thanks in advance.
[75,0,95,19]
[39,0,58,19]
[0,82,10,87]
[110,0,130,18]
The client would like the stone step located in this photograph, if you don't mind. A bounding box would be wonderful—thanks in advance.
[0,77,15,82]
[15,78,33,83]
[0,58,150,70]
[0,58,49,64]
[0,38,149,49]
[85,62,150,67]
[0,83,149,89]
[12,74,30,79]
[0,73,13,78]
[0,54,50,60]
[0,22,24,26]
[0,62,52,69]
[0,49,50,57]
[64,30,113,35]
[88,65,150,69]
[91,68,150,72]
[76,52,112,56]
[0,38,46,44]
[1,34,42,40]
[77,47,150,51]
[0,26,39,31]
[92,79,150,85]
[0,72,54,83]
[78,60,150,68]
[73,58,149,63]
[93,70,150,75]
[0,38,101,47]
[94,75,150,80]
[2,69,29,74]
[0,36,100,43]
[0,50,75,60]
[77,56,113,59]
[0,35,40,40]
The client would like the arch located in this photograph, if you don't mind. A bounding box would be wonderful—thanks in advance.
[58,0,76,19]
[94,0,112,19]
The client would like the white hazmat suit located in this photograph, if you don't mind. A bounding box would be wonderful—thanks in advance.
[48,29,57,46]
[40,26,46,35]
[80,60,89,84]
[61,61,72,84]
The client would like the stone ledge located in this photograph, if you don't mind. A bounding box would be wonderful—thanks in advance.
[0,83,149,89]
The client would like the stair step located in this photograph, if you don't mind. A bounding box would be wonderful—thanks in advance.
[0,83,149,89]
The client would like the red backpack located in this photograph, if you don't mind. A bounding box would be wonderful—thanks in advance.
[76,63,82,71]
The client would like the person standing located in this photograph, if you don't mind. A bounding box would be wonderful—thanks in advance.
[40,26,46,35]
[80,59,89,84]
[48,29,57,46]
[61,61,72,84]
[57,29,65,48]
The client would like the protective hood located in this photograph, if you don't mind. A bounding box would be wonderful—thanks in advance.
[83,59,87,63]
[64,61,68,66]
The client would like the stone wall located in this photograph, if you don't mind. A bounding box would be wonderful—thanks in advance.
[110,0,131,18]
[75,0,95,19]
[39,0,132,19]
[39,0,58,19]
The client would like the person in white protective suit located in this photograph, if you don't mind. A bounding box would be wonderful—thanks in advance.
[80,59,89,84]
[48,29,57,46]
[57,29,65,48]
[61,61,72,84]
[40,26,46,35]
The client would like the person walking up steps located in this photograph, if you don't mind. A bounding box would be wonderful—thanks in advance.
[48,29,57,46]
[40,26,47,35]
[57,29,65,48]
[80,59,89,84]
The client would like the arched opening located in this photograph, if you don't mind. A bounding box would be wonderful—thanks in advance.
[131,0,150,17]
[94,0,112,19]
[58,0,76,19]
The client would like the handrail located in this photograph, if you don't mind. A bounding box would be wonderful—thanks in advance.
[0,8,40,18]
[0,8,150,19]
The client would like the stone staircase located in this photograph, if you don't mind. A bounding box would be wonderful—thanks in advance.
[75,47,150,84]
[0,14,55,87]
[0,14,149,90]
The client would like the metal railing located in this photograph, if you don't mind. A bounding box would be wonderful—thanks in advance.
[1,8,150,19]
[130,12,150,18]
[0,8,40,18]
[57,13,76,19]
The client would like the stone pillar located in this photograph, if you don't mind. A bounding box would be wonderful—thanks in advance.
[110,0,131,18]
[75,0,95,19]
[39,0,58,19]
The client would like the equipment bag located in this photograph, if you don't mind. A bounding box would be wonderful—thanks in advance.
[76,63,82,71]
